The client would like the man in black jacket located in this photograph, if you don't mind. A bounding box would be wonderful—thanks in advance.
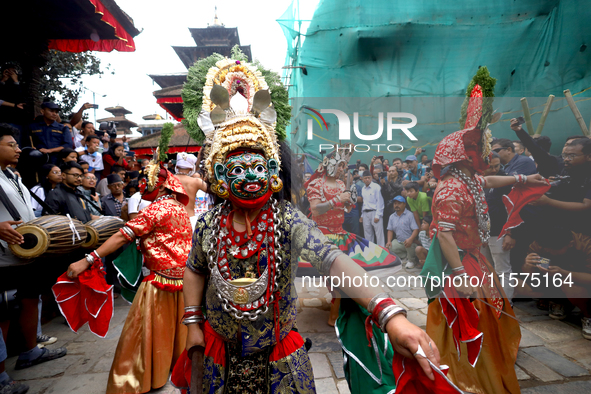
[44,162,94,223]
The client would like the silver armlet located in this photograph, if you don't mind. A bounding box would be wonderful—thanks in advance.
[379,305,407,333]
[121,226,136,240]
[368,292,391,314]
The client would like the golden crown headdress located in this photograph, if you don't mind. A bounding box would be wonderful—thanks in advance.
[196,58,281,181]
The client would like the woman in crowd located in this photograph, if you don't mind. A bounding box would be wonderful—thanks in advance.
[103,143,131,174]
[58,148,78,165]
[30,164,62,217]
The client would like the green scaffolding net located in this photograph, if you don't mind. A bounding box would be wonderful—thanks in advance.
[279,0,591,165]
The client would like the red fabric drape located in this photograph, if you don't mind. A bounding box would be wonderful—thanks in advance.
[48,0,135,52]
[498,181,551,240]
[156,97,183,104]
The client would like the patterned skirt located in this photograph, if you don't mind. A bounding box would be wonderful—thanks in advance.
[171,321,316,394]
[299,231,400,273]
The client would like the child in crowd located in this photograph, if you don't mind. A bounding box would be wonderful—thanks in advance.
[404,181,432,227]
[415,215,432,268]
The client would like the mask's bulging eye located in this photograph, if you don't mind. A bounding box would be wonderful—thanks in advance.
[254,164,266,174]
[230,166,244,176]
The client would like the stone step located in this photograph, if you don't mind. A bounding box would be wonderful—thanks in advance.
[516,351,563,383]
[522,347,589,378]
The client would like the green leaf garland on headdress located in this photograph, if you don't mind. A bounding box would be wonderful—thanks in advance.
[182,45,290,143]
[459,66,496,128]
[158,122,174,162]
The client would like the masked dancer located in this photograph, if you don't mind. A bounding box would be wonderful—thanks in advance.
[424,84,546,393]
[171,55,439,393]
[67,134,193,394]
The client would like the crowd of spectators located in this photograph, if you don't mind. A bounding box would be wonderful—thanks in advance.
[298,128,591,340]
[0,91,149,392]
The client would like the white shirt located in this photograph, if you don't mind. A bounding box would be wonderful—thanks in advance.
[30,185,45,212]
[79,151,104,171]
[128,192,151,214]
[361,182,384,219]
[0,169,36,266]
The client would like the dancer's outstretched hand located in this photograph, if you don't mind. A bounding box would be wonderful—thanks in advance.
[386,314,440,380]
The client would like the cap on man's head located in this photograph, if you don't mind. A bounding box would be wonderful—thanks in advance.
[393,195,406,203]
[107,174,123,185]
[41,102,60,110]
[360,170,372,178]
[405,155,417,162]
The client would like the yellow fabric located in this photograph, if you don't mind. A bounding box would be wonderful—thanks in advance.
[426,259,521,394]
[106,282,187,394]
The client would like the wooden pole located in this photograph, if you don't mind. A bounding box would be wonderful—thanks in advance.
[564,89,590,136]
[534,95,554,137]
[520,98,535,136]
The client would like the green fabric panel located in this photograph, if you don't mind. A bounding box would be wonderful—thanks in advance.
[113,243,143,302]
[419,233,449,301]
[336,298,397,393]
[281,1,591,159]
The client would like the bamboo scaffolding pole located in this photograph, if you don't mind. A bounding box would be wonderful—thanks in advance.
[534,95,554,137]
[564,89,590,136]
[520,98,535,136]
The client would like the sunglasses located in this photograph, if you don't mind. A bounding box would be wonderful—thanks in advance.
[493,147,508,153]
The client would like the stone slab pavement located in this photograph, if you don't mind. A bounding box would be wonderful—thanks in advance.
[6,265,591,393]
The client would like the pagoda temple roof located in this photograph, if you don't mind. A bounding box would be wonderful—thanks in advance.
[148,73,187,89]
[128,123,201,155]
[173,45,252,69]
[105,106,132,116]
[188,27,241,47]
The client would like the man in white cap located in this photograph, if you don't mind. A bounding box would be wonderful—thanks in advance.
[175,153,207,229]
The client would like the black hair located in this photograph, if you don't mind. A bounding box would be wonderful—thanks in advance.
[0,123,17,141]
[78,160,89,167]
[111,165,125,174]
[86,135,100,143]
[357,163,369,170]
[276,140,300,203]
[532,135,552,153]
[404,181,420,192]
[125,179,139,198]
[490,151,500,160]
[60,161,84,173]
[37,163,60,197]
[105,143,124,162]
[569,138,591,155]
[493,138,514,152]
[566,135,588,143]
[392,158,402,163]
[81,121,93,130]
[59,148,78,162]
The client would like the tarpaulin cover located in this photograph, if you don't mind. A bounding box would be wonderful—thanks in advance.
[280,0,591,163]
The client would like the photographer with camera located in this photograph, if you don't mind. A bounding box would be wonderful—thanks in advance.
[103,142,132,175]
[529,138,591,236]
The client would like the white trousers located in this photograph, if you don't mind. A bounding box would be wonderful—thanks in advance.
[362,210,385,247]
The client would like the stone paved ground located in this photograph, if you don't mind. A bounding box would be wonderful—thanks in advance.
[6,265,591,393]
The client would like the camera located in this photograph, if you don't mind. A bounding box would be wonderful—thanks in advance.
[99,121,118,139]
[89,104,99,109]
[421,148,426,153]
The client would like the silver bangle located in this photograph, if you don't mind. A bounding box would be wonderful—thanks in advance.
[93,250,101,259]
[184,306,202,312]
[368,292,391,314]
[121,226,136,240]
[182,316,205,325]
[379,306,407,333]
[85,254,94,265]
[451,266,465,272]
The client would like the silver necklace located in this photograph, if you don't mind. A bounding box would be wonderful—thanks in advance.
[449,166,490,243]
[154,194,174,204]
[207,198,282,321]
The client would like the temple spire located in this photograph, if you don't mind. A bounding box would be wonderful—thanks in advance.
[212,6,223,27]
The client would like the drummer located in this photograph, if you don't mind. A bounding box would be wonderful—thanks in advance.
[44,161,98,223]
[0,123,67,386]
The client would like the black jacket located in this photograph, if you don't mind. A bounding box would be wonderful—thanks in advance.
[44,183,92,223]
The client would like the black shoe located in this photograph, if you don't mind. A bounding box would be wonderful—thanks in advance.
[14,347,67,370]
[0,379,29,394]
